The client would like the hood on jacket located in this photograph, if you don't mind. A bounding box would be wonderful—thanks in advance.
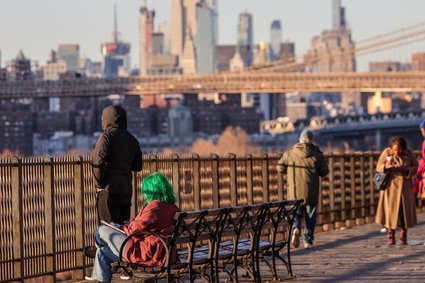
[293,142,321,158]
[101,105,127,131]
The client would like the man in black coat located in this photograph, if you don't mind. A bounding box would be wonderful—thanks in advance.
[92,105,143,224]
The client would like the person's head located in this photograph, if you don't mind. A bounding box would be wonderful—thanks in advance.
[101,105,127,131]
[419,119,425,138]
[141,172,177,205]
[299,128,314,144]
[390,136,407,156]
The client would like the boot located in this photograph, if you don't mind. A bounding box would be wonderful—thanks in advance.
[400,226,407,245]
[387,229,395,245]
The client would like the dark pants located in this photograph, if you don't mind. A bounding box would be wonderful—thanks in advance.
[96,190,130,225]
[292,204,317,245]
[108,203,131,225]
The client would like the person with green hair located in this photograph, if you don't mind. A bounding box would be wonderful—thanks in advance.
[85,172,179,282]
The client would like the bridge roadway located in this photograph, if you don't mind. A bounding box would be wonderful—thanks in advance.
[2,71,425,98]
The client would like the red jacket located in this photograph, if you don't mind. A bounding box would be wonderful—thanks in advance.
[122,200,179,266]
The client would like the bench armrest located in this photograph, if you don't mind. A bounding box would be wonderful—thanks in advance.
[118,230,170,267]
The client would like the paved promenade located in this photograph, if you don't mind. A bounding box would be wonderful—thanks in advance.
[81,213,425,282]
[288,212,425,282]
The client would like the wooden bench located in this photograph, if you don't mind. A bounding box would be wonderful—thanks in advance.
[111,199,303,282]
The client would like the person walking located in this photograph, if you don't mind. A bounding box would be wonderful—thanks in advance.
[85,173,180,282]
[375,136,418,245]
[413,119,425,199]
[92,105,143,225]
[276,129,329,249]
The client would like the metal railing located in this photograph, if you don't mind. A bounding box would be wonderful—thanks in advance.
[0,152,423,282]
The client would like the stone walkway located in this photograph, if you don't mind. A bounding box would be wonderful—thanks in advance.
[288,213,425,282]
[81,213,425,282]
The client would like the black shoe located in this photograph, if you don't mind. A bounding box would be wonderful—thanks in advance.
[83,246,96,258]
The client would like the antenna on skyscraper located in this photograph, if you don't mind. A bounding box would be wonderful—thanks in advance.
[113,1,119,43]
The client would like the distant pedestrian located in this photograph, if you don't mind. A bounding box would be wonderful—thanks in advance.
[375,136,417,245]
[276,129,329,249]
[92,105,143,225]
[413,119,425,199]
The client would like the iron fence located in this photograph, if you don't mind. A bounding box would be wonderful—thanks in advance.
[0,152,423,282]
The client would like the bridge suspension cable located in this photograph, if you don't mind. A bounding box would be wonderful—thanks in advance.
[249,20,425,73]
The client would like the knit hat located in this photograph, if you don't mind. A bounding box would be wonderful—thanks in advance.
[300,129,314,141]
[420,119,425,129]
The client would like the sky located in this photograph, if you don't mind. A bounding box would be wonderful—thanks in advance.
[1,0,425,71]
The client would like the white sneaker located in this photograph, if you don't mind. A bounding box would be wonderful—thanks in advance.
[380,227,387,233]
[120,274,132,280]
[303,241,314,249]
[84,276,95,281]
[291,228,300,248]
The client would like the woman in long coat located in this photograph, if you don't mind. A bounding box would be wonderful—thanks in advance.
[375,136,418,245]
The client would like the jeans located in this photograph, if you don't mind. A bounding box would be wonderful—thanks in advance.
[90,224,127,282]
[292,204,317,245]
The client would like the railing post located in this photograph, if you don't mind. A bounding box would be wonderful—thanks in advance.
[277,154,284,201]
[11,156,23,282]
[246,154,253,205]
[340,155,346,221]
[359,153,366,218]
[172,153,180,207]
[211,154,219,208]
[73,155,84,280]
[369,152,376,216]
[328,153,335,224]
[192,154,201,210]
[262,153,269,202]
[350,155,356,219]
[150,154,158,173]
[229,153,237,207]
[42,156,55,283]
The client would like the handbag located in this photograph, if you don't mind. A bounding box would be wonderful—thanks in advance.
[373,172,389,191]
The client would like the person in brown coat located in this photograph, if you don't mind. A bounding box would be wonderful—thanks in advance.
[375,136,418,245]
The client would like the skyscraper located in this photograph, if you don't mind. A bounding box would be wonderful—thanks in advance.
[194,2,215,73]
[169,0,185,57]
[58,44,80,72]
[270,20,282,61]
[139,5,155,76]
[332,0,346,30]
[237,11,253,66]
[101,3,131,78]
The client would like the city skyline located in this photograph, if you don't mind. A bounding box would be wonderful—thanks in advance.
[1,0,425,71]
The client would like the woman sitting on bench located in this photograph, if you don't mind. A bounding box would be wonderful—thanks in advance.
[85,172,179,282]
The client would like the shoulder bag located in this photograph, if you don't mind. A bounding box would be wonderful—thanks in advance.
[373,172,389,191]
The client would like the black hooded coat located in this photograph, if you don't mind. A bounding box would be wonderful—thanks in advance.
[92,105,142,206]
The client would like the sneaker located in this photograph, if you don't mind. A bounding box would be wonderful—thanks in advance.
[84,276,95,281]
[303,241,314,249]
[291,228,300,248]
[120,274,132,280]
[380,227,387,233]
[83,246,96,258]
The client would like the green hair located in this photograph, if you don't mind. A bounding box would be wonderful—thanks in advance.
[141,172,177,205]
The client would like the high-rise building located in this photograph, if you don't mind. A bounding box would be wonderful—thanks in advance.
[169,0,185,57]
[304,1,354,72]
[332,0,346,30]
[412,53,425,71]
[58,44,80,72]
[194,2,215,73]
[101,4,131,78]
[270,20,282,61]
[237,12,253,66]
[8,50,33,80]
[139,5,155,76]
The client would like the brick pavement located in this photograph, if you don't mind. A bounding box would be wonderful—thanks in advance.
[80,213,425,282]
[288,212,425,282]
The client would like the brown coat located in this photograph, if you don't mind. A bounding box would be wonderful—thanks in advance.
[375,147,418,229]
